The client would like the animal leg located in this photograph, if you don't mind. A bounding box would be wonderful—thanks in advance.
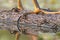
[31,35,38,40]
[15,32,20,40]
[32,0,41,13]
[17,0,24,10]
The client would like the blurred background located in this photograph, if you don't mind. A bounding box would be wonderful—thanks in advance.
[0,0,60,10]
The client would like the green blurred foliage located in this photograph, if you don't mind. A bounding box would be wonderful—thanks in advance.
[0,30,15,40]
[0,30,60,40]
[19,34,31,40]
[0,30,30,40]
[38,35,43,40]
[56,32,60,38]
[38,33,55,40]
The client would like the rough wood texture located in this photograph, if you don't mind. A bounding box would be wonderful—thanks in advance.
[0,8,32,33]
[0,8,60,40]
[0,7,60,35]
[17,11,60,35]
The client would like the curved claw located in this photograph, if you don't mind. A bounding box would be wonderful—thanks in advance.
[17,16,21,32]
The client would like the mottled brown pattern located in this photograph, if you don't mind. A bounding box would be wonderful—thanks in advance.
[17,12,60,35]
